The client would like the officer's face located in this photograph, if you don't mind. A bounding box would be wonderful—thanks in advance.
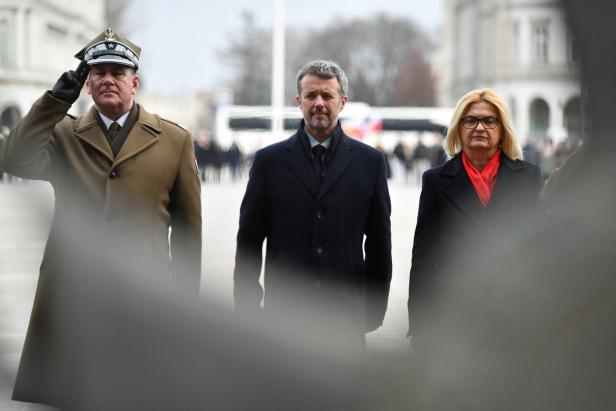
[296,74,347,140]
[86,63,139,119]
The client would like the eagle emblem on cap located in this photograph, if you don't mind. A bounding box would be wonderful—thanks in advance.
[104,28,116,41]
[76,28,141,70]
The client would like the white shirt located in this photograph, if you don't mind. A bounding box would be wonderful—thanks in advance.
[98,110,130,130]
[305,129,332,150]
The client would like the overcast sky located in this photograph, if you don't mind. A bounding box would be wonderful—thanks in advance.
[127,0,443,94]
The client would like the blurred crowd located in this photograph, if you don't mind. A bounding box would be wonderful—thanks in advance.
[376,132,580,185]
[192,129,246,183]
[522,138,579,181]
[0,125,580,186]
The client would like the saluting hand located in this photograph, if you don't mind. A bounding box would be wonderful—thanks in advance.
[50,60,90,104]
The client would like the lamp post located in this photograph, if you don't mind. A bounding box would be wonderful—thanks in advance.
[271,0,286,140]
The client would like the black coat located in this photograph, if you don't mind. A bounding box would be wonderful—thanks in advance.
[234,123,392,336]
[408,153,543,336]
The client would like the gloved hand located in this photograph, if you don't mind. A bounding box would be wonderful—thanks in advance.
[50,60,90,104]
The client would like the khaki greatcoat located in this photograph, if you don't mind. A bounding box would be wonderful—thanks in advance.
[0,92,202,406]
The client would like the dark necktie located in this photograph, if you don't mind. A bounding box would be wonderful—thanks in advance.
[108,121,121,144]
[312,144,327,185]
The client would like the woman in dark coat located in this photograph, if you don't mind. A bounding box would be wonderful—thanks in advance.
[407,88,543,339]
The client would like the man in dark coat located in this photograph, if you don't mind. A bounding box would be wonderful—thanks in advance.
[234,60,392,345]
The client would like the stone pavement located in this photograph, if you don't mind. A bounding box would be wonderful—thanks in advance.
[0,177,420,409]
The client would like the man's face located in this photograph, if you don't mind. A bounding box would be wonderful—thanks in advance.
[86,63,139,119]
[296,74,347,140]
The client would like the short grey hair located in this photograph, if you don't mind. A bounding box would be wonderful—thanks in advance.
[296,60,349,97]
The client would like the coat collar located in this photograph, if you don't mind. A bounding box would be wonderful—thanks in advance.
[284,120,353,198]
[441,154,484,222]
[441,153,528,221]
[74,103,161,166]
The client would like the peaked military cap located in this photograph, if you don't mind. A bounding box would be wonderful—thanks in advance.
[75,28,141,70]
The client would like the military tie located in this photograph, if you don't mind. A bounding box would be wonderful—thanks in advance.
[108,121,121,144]
[312,144,327,186]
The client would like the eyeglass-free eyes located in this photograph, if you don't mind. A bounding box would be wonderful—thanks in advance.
[460,116,500,129]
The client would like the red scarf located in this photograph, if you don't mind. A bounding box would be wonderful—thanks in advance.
[461,150,501,207]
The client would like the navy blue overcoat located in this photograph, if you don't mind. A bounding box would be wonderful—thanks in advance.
[234,122,392,334]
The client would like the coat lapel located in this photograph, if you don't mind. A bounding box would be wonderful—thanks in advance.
[113,104,160,167]
[441,155,485,223]
[284,134,318,197]
[488,155,528,212]
[318,134,353,199]
[74,107,114,162]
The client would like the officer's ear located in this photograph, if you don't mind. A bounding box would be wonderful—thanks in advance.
[131,73,140,95]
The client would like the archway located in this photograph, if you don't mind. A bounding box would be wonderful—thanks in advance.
[563,96,581,145]
[0,105,21,131]
[529,98,550,142]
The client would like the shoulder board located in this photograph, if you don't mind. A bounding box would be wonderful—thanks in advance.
[161,118,189,132]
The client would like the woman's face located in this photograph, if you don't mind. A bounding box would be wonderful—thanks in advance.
[459,101,502,157]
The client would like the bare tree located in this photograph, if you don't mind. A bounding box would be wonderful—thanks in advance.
[287,14,435,106]
[218,11,272,105]
[392,48,436,106]
[220,13,435,107]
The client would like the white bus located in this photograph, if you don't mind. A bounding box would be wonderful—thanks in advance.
[214,103,453,154]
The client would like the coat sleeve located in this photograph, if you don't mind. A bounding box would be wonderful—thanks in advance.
[169,131,202,296]
[407,169,441,337]
[0,92,70,181]
[363,152,393,332]
[233,150,269,312]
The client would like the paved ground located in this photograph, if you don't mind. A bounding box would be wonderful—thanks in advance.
[0,172,420,409]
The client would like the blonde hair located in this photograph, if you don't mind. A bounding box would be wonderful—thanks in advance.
[444,88,523,160]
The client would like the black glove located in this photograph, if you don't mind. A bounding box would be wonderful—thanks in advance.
[50,60,90,104]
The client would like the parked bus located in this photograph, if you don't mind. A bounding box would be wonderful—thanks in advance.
[214,103,453,154]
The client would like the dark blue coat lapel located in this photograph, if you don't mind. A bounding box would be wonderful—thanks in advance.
[284,134,319,197]
[319,134,353,199]
[441,154,484,223]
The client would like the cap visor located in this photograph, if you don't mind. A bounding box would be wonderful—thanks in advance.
[87,56,136,68]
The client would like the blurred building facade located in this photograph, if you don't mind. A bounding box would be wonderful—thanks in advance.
[437,0,581,145]
[0,0,104,130]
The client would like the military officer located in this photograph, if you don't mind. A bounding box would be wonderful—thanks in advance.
[0,28,202,407]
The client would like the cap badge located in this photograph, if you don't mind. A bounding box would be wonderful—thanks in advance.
[104,28,116,41]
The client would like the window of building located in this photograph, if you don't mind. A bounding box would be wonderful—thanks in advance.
[509,97,517,124]
[529,98,550,141]
[532,20,549,64]
[567,31,580,72]
[47,23,68,39]
[0,19,9,67]
[511,20,520,62]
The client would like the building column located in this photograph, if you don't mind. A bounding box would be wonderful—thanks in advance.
[14,6,25,69]
[517,94,531,145]
[548,95,566,143]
